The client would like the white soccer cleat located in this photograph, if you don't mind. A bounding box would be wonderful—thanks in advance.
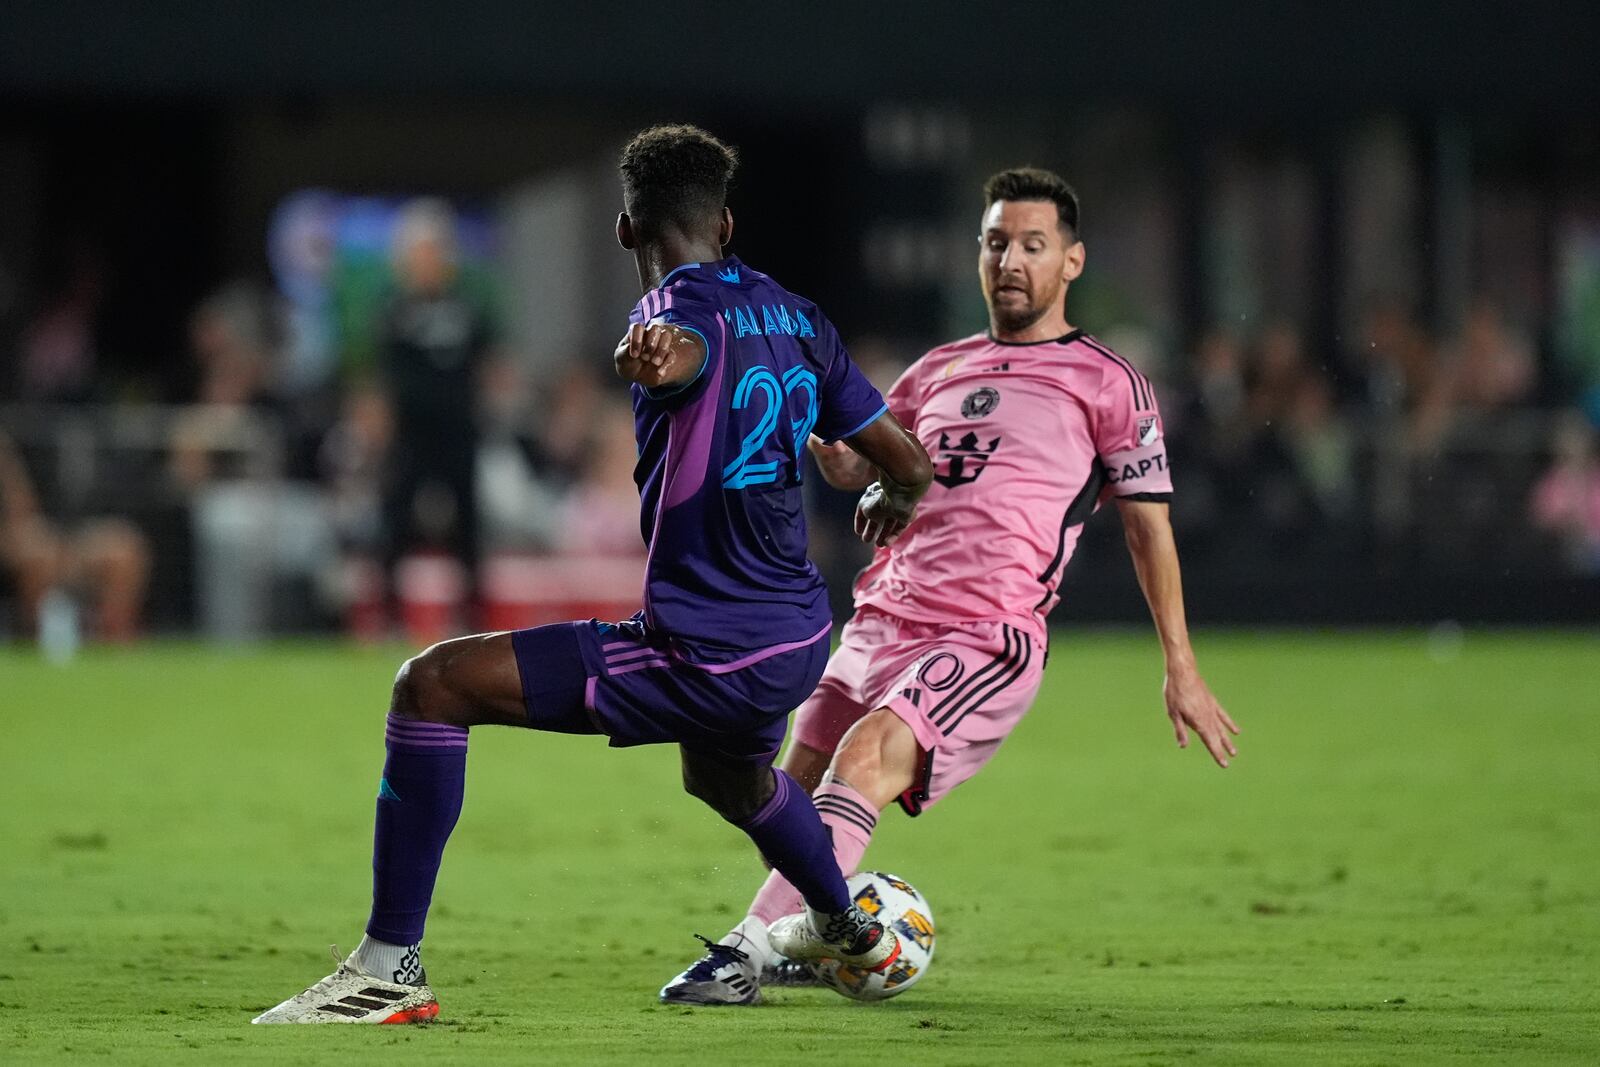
[768,906,901,973]
[251,947,439,1025]
[658,933,763,1006]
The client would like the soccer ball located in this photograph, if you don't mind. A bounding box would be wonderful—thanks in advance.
[808,871,935,1002]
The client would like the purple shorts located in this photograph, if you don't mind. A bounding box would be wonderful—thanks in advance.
[510,617,830,763]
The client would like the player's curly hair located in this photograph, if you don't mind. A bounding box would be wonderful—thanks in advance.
[619,124,739,240]
[983,167,1080,238]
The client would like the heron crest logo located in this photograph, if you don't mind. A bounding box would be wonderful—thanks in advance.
[961,387,1000,419]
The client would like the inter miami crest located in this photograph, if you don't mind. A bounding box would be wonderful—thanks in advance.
[961,387,1000,419]
[933,430,1001,488]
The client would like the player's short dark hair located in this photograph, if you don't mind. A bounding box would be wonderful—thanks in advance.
[983,167,1080,239]
[619,124,739,240]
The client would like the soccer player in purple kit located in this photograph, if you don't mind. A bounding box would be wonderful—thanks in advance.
[253,124,933,1024]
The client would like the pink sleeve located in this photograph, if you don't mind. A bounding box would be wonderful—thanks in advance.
[1094,365,1173,498]
[883,359,922,427]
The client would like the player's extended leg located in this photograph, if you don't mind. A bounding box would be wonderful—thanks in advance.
[254,633,528,1024]
[747,710,918,925]
[679,745,893,942]
[662,744,901,1005]
[362,635,527,968]
[718,739,831,875]
[662,710,919,1004]
[759,709,919,954]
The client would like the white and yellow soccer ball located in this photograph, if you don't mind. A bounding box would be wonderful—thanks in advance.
[808,871,935,1002]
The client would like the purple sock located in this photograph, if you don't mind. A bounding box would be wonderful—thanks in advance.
[366,714,468,945]
[733,769,850,915]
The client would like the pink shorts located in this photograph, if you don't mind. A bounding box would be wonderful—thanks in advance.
[792,607,1046,816]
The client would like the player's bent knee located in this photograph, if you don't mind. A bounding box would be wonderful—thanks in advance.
[390,643,469,725]
[832,720,891,784]
[830,709,919,802]
[681,759,772,823]
[389,654,431,721]
[680,765,737,817]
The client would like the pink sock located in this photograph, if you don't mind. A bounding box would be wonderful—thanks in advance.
[747,780,880,924]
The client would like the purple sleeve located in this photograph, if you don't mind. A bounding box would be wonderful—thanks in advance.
[637,300,722,408]
[812,317,888,442]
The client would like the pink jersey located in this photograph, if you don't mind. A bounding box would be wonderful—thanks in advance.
[852,329,1171,639]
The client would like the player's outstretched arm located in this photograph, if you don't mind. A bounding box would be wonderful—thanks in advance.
[843,413,932,547]
[614,322,707,392]
[1115,497,1241,768]
[806,435,875,491]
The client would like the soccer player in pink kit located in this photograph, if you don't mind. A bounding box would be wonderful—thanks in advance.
[661,167,1241,1005]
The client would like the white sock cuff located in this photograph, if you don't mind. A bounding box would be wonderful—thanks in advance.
[353,933,424,985]
[729,915,774,969]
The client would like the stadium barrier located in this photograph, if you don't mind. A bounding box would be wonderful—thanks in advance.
[0,402,1590,632]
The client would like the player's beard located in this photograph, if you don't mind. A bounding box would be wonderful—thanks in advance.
[989,299,1049,334]
[987,276,1062,335]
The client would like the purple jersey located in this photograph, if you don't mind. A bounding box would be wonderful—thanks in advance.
[625,256,887,666]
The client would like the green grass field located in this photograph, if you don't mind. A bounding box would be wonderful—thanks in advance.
[3,631,1599,1065]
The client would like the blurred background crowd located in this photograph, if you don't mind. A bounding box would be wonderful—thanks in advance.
[2,1,1597,645]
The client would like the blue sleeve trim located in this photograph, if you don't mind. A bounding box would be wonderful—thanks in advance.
[641,323,712,400]
[827,402,889,443]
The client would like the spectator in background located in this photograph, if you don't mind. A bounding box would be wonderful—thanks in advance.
[1178,328,1256,549]
[319,378,393,556]
[557,401,646,557]
[476,357,564,553]
[0,430,148,641]
[1241,321,1321,543]
[525,361,604,491]
[1531,411,1600,574]
[1248,321,1306,428]
[171,282,337,640]
[17,242,105,403]
[1251,322,1357,508]
[1181,322,1354,555]
[1354,296,1451,449]
[1188,327,1249,446]
[169,282,281,487]
[1283,370,1357,526]
[376,199,494,615]
[317,379,397,639]
[1447,299,1537,416]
